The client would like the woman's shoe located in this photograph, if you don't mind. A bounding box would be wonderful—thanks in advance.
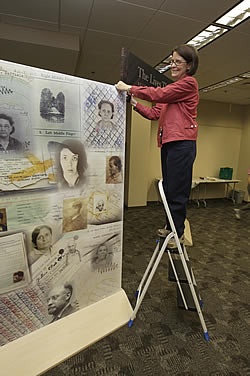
[167,234,184,249]
[157,226,171,237]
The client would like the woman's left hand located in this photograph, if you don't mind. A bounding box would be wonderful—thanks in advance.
[115,81,131,92]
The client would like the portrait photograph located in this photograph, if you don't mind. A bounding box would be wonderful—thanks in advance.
[28,224,55,266]
[93,193,107,214]
[0,110,31,155]
[13,270,25,283]
[65,236,82,266]
[62,197,87,233]
[106,155,123,184]
[47,281,79,323]
[48,139,88,191]
[91,241,113,272]
[0,209,7,232]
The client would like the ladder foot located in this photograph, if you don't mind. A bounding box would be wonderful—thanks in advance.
[128,319,134,328]
[204,332,210,341]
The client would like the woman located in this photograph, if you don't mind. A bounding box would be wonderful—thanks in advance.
[0,113,23,153]
[91,243,113,270]
[55,139,88,189]
[106,155,122,184]
[28,225,53,265]
[116,44,199,248]
[97,100,115,129]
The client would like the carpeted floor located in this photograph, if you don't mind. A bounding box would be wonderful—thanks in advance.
[43,199,250,376]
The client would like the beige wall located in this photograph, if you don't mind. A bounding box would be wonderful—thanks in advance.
[147,120,161,201]
[237,104,250,201]
[125,99,249,206]
[194,100,243,179]
[124,99,152,207]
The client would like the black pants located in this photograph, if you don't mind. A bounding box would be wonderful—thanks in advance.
[161,140,196,237]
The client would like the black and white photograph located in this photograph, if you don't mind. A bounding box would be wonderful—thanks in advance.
[62,197,87,233]
[106,155,123,184]
[83,83,125,150]
[51,139,88,191]
[40,88,65,123]
[47,281,79,322]
[0,209,7,232]
[91,241,114,272]
[65,236,82,266]
[0,111,31,155]
[28,224,55,266]
[94,193,107,214]
[33,77,81,131]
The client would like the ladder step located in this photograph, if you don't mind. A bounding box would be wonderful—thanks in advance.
[168,259,192,283]
[177,283,200,311]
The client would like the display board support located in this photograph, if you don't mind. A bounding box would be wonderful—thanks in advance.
[0,289,132,376]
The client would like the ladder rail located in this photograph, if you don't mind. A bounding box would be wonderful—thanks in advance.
[158,179,208,336]
[136,240,161,298]
[130,238,169,321]
[128,179,209,340]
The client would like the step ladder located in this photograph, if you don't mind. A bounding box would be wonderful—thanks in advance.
[128,179,209,341]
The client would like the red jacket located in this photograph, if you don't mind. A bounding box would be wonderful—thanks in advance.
[131,75,199,147]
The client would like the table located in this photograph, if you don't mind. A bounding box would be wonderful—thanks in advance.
[190,177,240,207]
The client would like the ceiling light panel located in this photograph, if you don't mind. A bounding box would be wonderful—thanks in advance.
[200,77,244,92]
[187,25,228,49]
[239,71,250,78]
[216,0,250,27]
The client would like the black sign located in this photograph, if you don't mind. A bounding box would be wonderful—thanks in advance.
[120,48,172,88]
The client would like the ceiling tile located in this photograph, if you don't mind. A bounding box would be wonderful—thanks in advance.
[234,17,250,35]
[88,0,155,37]
[80,29,134,55]
[139,11,207,45]
[76,51,120,84]
[61,0,93,28]
[129,39,172,66]
[159,0,240,23]
[0,39,79,75]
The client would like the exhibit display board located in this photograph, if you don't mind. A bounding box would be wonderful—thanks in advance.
[0,59,127,348]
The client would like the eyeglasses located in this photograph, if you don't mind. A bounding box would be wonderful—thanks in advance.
[169,59,187,66]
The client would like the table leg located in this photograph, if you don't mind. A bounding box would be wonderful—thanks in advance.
[231,183,236,204]
[200,182,207,207]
